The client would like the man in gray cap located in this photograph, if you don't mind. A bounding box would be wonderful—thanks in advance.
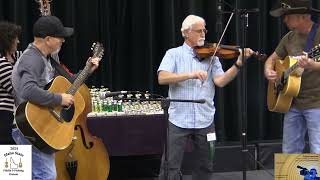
[265,0,320,154]
[11,15,101,180]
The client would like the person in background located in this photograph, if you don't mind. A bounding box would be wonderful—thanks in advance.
[0,21,21,144]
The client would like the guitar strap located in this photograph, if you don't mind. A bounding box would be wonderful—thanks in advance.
[49,56,75,83]
[304,23,319,52]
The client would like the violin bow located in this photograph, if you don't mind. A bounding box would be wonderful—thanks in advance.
[204,12,234,78]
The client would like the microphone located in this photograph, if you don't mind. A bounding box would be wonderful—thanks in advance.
[99,91,141,99]
[237,8,260,14]
[248,8,260,13]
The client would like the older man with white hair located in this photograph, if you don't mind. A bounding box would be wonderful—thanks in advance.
[157,14,254,180]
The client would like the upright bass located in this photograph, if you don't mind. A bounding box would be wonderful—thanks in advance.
[55,84,110,180]
[54,44,109,179]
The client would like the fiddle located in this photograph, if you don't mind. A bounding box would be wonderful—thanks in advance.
[194,43,267,61]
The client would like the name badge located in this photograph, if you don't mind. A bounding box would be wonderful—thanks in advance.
[207,133,216,141]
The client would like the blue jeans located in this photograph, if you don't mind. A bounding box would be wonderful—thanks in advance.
[283,107,320,153]
[12,128,56,180]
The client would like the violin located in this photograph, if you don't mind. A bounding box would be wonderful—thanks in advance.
[194,43,267,61]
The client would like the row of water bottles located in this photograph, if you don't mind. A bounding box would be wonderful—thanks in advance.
[87,86,163,117]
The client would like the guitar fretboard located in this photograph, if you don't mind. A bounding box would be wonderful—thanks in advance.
[65,42,104,96]
[283,46,320,79]
[66,64,92,95]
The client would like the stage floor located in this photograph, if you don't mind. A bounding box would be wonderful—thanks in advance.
[129,169,274,180]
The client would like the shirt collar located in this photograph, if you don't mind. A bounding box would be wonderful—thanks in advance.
[29,43,48,60]
[183,42,197,57]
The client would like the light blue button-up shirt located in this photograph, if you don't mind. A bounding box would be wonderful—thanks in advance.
[158,43,224,129]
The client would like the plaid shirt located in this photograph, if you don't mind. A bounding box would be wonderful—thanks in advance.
[158,43,224,128]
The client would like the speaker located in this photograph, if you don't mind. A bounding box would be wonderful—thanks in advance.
[256,141,282,170]
[256,140,312,170]
[108,155,161,179]
[181,143,257,174]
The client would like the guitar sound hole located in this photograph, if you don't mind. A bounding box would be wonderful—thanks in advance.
[60,105,75,122]
[275,83,284,94]
[275,75,286,94]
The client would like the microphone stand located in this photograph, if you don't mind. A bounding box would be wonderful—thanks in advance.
[240,10,249,180]
[236,8,273,180]
[237,7,259,180]
[215,1,264,179]
[113,96,205,180]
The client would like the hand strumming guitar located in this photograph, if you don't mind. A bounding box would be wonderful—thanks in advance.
[60,93,74,107]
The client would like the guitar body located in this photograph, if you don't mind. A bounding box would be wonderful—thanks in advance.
[267,56,301,113]
[55,84,110,180]
[15,76,85,153]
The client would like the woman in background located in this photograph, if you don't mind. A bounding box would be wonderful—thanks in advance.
[0,21,21,144]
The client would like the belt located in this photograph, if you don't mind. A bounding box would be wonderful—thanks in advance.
[12,124,17,129]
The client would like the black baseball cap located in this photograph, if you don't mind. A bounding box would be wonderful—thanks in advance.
[33,15,74,38]
[270,0,320,17]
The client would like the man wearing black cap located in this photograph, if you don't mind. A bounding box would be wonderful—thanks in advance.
[265,0,320,154]
[11,15,101,179]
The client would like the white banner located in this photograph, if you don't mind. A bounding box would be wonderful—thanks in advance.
[0,145,32,180]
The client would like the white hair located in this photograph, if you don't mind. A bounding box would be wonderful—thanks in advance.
[181,15,205,38]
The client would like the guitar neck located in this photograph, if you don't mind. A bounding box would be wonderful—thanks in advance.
[284,62,300,78]
[65,42,104,95]
[66,64,91,95]
[283,51,318,79]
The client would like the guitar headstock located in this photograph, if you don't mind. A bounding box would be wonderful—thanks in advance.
[35,0,52,16]
[309,44,320,62]
[91,42,105,59]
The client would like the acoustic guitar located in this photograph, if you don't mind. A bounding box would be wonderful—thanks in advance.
[15,42,104,154]
[267,45,320,113]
